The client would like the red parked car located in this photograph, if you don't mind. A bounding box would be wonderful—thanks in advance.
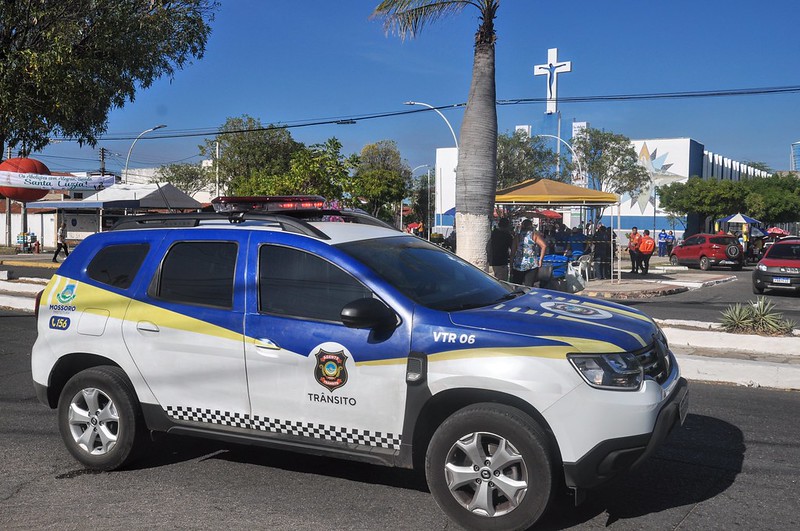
[752,237,800,294]
[669,233,744,271]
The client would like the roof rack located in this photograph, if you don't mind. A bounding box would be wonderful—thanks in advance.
[110,209,399,239]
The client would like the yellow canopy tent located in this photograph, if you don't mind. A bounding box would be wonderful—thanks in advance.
[495,178,618,206]
[495,178,624,282]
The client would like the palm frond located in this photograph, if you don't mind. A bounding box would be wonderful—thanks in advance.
[372,0,475,39]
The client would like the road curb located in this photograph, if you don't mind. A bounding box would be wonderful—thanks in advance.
[0,259,60,269]
[583,284,689,299]
[675,353,800,390]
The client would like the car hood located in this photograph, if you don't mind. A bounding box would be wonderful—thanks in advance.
[760,258,800,269]
[448,289,658,353]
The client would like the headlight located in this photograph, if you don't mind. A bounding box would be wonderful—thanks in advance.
[757,264,767,271]
[568,353,643,391]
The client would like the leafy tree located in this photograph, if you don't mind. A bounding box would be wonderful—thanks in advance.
[199,115,304,194]
[658,175,800,226]
[409,170,435,233]
[374,0,500,269]
[570,127,650,198]
[0,0,218,155]
[742,174,800,223]
[155,162,212,197]
[242,138,353,201]
[658,177,745,220]
[350,140,411,219]
[496,130,560,189]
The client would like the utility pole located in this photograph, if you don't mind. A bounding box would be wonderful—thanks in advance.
[215,141,220,197]
[99,147,106,175]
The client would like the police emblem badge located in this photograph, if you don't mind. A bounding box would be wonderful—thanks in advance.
[314,349,348,392]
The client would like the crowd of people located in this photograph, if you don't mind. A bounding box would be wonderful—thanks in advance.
[487,218,617,286]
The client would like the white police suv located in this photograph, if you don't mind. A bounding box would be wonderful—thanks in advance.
[32,197,688,531]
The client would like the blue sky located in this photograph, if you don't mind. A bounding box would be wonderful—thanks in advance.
[32,0,800,176]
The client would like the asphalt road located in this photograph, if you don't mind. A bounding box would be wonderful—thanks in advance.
[2,309,798,530]
[621,267,800,324]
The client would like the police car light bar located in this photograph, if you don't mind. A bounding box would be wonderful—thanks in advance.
[211,195,326,213]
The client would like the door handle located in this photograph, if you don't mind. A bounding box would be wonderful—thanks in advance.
[136,321,160,333]
[255,338,280,350]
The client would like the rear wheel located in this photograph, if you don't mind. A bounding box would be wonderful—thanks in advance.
[426,403,554,531]
[57,366,147,471]
[699,256,711,271]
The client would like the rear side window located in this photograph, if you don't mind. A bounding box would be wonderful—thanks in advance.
[154,241,237,308]
[259,245,372,322]
[87,243,150,289]
[710,237,737,245]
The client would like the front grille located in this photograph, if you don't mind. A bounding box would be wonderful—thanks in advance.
[633,339,671,384]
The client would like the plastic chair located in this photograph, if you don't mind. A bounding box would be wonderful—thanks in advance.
[573,253,592,284]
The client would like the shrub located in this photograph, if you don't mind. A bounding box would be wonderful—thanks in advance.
[720,297,796,336]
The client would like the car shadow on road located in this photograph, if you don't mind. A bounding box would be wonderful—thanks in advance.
[535,413,745,529]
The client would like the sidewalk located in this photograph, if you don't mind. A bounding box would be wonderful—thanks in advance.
[2,251,799,390]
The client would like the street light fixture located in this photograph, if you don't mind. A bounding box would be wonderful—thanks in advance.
[123,124,167,184]
[404,101,459,149]
[533,133,583,181]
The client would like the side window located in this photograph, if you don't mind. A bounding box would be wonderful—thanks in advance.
[154,241,237,308]
[87,243,150,289]
[259,245,372,322]
[684,237,699,246]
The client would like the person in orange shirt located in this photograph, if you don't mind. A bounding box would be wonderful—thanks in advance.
[638,229,656,274]
[627,226,641,273]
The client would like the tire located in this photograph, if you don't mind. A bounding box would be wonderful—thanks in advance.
[725,244,741,260]
[752,283,764,294]
[699,256,711,271]
[731,263,743,271]
[425,403,554,531]
[57,366,147,471]
[669,255,679,266]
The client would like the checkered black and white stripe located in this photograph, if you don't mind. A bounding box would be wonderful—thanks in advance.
[164,406,401,449]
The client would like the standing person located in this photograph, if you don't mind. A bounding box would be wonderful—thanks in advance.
[658,229,668,257]
[592,224,611,279]
[627,226,641,273]
[511,219,547,286]
[665,230,676,256]
[487,218,514,281]
[638,229,656,274]
[52,222,69,263]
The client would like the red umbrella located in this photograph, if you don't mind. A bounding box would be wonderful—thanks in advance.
[538,209,562,219]
[766,227,789,236]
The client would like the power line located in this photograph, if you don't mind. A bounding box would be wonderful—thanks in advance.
[45,84,800,143]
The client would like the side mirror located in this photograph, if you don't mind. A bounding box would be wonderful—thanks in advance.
[341,298,397,329]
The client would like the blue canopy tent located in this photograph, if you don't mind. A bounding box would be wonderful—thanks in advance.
[717,212,761,225]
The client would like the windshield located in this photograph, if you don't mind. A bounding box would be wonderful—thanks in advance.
[766,242,800,260]
[337,236,513,311]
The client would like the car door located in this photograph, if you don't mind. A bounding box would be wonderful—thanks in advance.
[243,236,412,452]
[122,231,250,422]
[677,236,699,264]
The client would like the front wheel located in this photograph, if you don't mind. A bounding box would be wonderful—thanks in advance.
[752,283,764,294]
[425,404,554,531]
[699,256,711,271]
[669,255,679,266]
[57,366,147,471]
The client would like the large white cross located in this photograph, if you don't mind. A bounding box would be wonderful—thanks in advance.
[534,48,571,114]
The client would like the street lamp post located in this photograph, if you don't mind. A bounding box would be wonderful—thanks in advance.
[123,124,167,184]
[406,164,430,234]
[533,133,583,181]
[404,101,459,149]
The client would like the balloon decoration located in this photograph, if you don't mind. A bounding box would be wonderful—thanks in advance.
[0,158,51,202]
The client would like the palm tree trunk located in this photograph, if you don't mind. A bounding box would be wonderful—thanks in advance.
[455,38,497,270]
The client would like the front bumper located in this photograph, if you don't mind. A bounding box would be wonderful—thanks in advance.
[753,270,800,291]
[563,377,689,489]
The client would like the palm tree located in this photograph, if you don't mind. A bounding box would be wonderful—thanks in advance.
[373,0,499,269]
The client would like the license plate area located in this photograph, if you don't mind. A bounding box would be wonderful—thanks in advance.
[773,277,791,284]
